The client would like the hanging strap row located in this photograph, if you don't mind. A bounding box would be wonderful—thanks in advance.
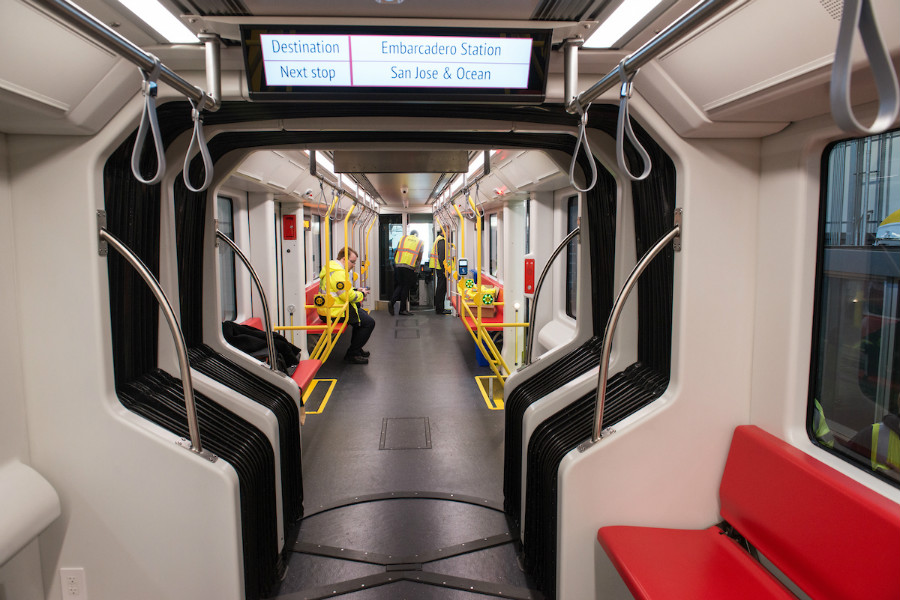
[184,99,214,192]
[615,60,652,182]
[830,0,899,136]
[33,0,219,192]
[134,74,215,193]
[132,56,165,185]
[568,101,600,193]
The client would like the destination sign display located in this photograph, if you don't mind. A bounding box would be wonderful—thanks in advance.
[241,26,551,103]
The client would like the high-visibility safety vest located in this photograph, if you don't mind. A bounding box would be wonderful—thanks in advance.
[813,399,834,448]
[318,260,363,320]
[870,423,900,473]
[429,235,445,269]
[395,234,423,268]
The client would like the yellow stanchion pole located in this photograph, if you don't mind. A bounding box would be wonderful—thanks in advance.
[363,212,376,287]
[342,203,356,271]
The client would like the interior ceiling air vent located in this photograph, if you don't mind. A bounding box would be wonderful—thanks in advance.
[176,0,250,17]
[818,0,843,20]
[532,0,609,21]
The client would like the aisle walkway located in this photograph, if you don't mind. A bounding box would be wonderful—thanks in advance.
[272,308,540,599]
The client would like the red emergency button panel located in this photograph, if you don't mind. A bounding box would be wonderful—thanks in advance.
[283,215,297,240]
[524,257,535,294]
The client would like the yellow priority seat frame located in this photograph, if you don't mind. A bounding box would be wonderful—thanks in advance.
[458,279,498,307]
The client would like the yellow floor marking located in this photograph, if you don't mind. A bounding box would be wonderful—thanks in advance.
[303,379,337,415]
[475,375,505,410]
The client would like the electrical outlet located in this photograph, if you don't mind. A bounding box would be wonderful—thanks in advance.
[59,568,87,599]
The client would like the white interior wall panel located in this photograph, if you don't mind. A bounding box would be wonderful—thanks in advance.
[556,100,762,598]
[8,95,245,600]
[0,132,53,600]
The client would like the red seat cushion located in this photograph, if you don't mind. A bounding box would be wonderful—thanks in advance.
[597,526,795,600]
[290,359,321,391]
[720,425,900,600]
[241,317,263,330]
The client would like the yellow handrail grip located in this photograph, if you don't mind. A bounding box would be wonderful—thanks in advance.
[459,295,511,379]
[342,203,356,272]
[322,194,339,271]
[453,203,465,277]
[309,299,350,362]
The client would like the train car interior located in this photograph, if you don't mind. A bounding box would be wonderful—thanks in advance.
[1,0,898,599]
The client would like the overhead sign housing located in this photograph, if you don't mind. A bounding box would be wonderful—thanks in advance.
[241,26,552,103]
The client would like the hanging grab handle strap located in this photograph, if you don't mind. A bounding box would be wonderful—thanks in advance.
[183,99,214,192]
[616,61,652,182]
[568,101,599,193]
[131,55,166,185]
[830,0,899,136]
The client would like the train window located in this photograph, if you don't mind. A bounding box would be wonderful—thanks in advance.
[525,195,531,254]
[309,213,322,279]
[565,195,578,319]
[408,214,433,265]
[489,212,498,276]
[217,196,237,321]
[810,130,900,486]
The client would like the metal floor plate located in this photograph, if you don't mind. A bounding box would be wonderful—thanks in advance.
[271,308,540,599]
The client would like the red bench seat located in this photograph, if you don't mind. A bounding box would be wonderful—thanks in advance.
[290,359,321,392]
[241,317,263,330]
[599,526,794,600]
[598,425,900,600]
[240,316,322,394]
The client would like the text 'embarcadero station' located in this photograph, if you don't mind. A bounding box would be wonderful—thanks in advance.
[259,34,533,89]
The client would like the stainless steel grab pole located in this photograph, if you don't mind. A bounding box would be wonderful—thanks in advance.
[586,216,681,446]
[216,231,278,372]
[524,227,580,366]
[33,0,219,111]
[99,228,208,457]
[567,0,738,114]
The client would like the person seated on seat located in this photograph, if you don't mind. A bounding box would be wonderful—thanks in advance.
[318,246,375,364]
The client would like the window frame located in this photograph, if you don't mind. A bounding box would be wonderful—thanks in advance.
[565,193,579,319]
[217,195,238,322]
[808,130,900,489]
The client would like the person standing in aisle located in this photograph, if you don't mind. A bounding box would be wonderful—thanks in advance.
[388,230,424,316]
[430,231,450,314]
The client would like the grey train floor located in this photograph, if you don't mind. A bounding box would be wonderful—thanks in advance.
[270,308,540,600]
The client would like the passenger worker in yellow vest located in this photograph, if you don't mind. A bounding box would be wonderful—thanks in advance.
[430,233,451,315]
[388,230,424,316]
[318,247,376,364]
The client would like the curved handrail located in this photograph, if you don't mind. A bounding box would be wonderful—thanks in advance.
[585,215,681,447]
[99,228,213,459]
[215,230,277,371]
[524,227,581,366]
